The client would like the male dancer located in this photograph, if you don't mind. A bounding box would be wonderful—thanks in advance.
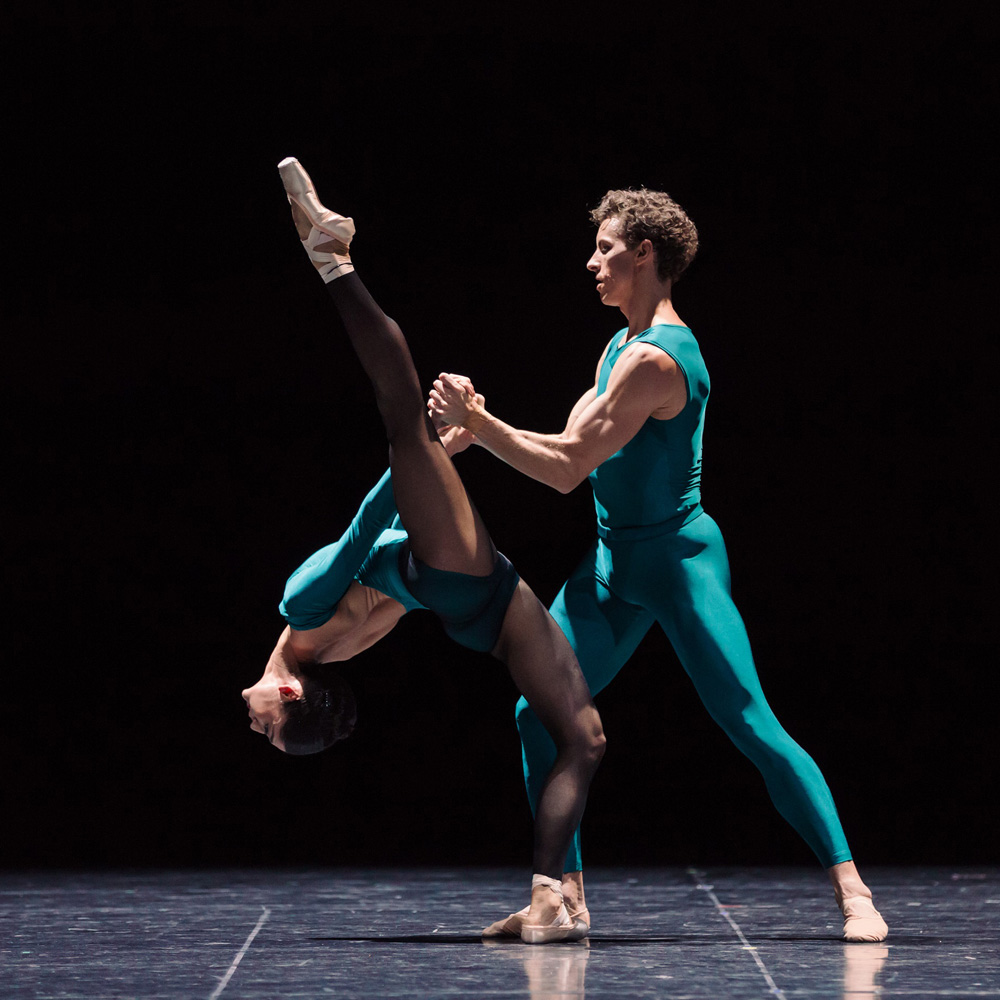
[428,188,888,942]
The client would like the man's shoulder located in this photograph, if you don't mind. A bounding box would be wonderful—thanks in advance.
[612,340,681,379]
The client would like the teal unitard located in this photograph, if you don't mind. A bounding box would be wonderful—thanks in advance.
[280,469,519,653]
[515,325,852,872]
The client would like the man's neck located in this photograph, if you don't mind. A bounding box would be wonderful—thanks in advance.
[622,282,683,338]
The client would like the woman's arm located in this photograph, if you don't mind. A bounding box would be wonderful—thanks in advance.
[279,469,397,630]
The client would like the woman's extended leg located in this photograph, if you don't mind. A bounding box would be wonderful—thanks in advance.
[323,271,496,576]
[280,161,492,578]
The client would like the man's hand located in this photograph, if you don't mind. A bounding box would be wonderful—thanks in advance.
[428,373,486,431]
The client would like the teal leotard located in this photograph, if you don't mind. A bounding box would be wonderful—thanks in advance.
[280,470,519,654]
[516,325,852,871]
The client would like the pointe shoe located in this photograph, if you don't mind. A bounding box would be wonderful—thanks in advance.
[482,904,590,939]
[841,895,889,942]
[521,904,590,945]
[299,225,351,264]
[277,157,356,245]
[482,905,529,939]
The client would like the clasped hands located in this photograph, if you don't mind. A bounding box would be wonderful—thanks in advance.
[428,373,486,455]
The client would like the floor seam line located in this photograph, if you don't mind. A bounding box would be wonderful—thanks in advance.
[209,905,271,1000]
[687,867,786,999]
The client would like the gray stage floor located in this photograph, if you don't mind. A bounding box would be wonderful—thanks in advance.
[1,866,996,998]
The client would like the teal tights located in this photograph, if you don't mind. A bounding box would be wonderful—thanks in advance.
[516,512,852,872]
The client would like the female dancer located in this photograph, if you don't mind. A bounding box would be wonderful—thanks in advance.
[240,158,603,943]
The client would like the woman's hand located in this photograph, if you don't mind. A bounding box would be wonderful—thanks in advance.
[434,418,478,457]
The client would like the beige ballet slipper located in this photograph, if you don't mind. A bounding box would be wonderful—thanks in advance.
[841,894,889,942]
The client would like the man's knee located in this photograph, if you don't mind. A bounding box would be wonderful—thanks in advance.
[712,701,785,762]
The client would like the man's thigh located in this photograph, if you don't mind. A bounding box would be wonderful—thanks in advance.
[549,539,654,698]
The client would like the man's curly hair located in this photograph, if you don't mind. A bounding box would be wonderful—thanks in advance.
[590,188,698,283]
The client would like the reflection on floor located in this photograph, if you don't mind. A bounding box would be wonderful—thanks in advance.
[2,867,997,998]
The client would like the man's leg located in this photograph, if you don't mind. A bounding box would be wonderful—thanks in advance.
[642,514,887,941]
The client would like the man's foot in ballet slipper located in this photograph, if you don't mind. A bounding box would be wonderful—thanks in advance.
[277,157,355,282]
[841,895,889,942]
[828,862,888,942]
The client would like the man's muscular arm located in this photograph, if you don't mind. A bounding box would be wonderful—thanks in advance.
[428,345,686,494]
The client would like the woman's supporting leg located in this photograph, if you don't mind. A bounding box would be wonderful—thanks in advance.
[518,540,654,874]
[493,580,606,882]
[483,543,652,939]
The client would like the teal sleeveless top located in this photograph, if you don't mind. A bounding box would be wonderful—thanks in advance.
[588,324,710,541]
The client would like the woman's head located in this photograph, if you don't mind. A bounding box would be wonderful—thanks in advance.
[280,672,357,755]
[242,669,356,755]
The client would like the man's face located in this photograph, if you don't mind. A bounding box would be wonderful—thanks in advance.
[587,218,636,308]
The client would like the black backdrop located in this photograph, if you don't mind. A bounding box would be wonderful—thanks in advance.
[5,3,996,870]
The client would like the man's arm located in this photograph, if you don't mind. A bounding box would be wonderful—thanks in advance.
[429,344,686,493]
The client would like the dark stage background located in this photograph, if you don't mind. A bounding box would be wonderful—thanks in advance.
[6,4,996,870]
